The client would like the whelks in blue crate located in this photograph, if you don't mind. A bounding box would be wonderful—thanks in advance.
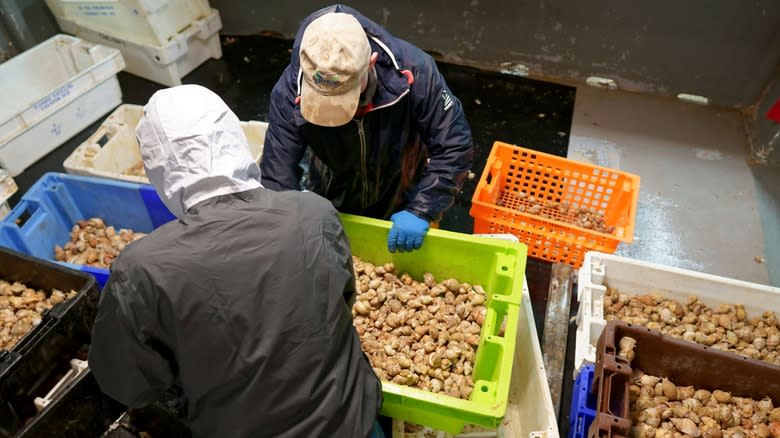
[54,217,146,268]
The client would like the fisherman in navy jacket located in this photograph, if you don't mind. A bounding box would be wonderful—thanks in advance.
[261,5,474,253]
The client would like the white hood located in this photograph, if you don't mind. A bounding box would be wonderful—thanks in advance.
[136,85,262,217]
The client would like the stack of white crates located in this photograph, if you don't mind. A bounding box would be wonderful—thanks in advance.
[45,0,222,87]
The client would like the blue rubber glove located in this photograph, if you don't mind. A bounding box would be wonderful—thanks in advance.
[388,210,430,253]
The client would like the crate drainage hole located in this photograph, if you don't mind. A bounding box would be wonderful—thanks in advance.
[500,266,508,271]
[16,209,32,227]
[97,134,110,147]
[481,386,488,392]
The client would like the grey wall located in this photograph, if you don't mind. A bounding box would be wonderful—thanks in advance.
[14,0,60,44]
[211,0,780,109]
[0,22,18,62]
[4,0,777,110]
[0,0,60,60]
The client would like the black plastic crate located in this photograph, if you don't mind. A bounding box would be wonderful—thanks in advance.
[14,370,124,437]
[11,370,190,438]
[0,247,99,436]
[104,394,192,438]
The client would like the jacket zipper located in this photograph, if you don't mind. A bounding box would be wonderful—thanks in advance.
[356,119,369,208]
[365,89,410,114]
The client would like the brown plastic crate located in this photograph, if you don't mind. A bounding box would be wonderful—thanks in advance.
[589,320,780,438]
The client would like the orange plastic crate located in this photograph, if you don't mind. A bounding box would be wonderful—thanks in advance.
[469,142,640,268]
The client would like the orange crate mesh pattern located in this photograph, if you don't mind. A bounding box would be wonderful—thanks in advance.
[470,142,640,268]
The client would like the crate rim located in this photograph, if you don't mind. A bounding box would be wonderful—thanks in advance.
[341,213,528,262]
[486,141,641,182]
[584,251,780,293]
[0,245,97,288]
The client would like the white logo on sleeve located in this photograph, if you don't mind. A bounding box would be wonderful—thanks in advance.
[441,89,453,111]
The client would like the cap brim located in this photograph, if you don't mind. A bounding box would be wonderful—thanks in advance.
[300,80,361,127]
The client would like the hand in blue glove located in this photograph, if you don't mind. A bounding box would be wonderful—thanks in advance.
[388,210,430,253]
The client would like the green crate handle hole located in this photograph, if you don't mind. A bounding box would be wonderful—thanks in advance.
[500,266,508,271]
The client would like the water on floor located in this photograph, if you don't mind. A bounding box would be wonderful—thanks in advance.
[569,85,776,285]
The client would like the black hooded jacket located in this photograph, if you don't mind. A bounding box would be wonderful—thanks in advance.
[89,189,382,438]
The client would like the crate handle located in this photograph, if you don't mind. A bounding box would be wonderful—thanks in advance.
[482,159,503,199]
[89,125,114,149]
[4,200,37,229]
[5,200,57,250]
[34,358,89,412]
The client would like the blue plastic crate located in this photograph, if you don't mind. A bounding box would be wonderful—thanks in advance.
[569,363,597,438]
[0,172,175,287]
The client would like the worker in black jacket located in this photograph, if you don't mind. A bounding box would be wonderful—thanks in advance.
[88,85,384,438]
[261,5,474,253]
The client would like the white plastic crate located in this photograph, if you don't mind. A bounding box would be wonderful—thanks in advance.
[503,280,558,438]
[0,34,124,176]
[574,251,780,374]
[0,169,17,220]
[474,233,557,438]
[45,0,211,47]
[54,8,222,87]
[392,421,496,438]
[63,104,266,184]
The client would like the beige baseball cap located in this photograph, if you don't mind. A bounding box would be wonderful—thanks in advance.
[299,12,371,127]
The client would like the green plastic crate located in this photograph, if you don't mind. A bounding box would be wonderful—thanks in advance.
[340,214,528,433]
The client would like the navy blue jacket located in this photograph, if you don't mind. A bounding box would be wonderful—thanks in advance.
[261,4,474,222]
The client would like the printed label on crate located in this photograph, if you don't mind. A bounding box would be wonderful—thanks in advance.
[32,82,74,113]
[95,32,128,47]
[77,5,117,17]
